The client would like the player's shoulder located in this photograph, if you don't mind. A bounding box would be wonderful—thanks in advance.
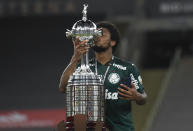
[113,56,141,74]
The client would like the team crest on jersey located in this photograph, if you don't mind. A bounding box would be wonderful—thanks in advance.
[108,73,120,84]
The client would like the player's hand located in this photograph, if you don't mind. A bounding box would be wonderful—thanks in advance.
[118,82,142,101]
[71,37,89,62]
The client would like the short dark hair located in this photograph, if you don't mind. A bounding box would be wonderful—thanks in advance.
[96,21,120,53]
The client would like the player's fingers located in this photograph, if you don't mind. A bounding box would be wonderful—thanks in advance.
[118,88,132,95]
[118,88,132,96]
[73,37,88,46]
[118,91,128,97]
[120,84,130,90]
[118,87,127,93]
[73,37,80,46]
[131,82,136,89]
[76,46,89,53]
[75,43,89,49]
[79,40,88,46]
[78,48,89,54]
[75,41,89,49]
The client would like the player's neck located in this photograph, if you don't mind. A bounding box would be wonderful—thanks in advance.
[95,48,113,65]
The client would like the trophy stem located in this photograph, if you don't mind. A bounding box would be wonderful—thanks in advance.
[80,52,91,73]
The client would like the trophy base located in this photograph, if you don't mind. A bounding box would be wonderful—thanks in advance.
[65,115,107,131]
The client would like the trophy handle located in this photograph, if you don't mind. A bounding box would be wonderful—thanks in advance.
[66,29,73,38]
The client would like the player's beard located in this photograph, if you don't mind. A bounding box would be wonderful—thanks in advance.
[92,42,110,53]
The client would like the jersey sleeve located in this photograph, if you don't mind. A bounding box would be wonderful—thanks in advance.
[130,64,144,94]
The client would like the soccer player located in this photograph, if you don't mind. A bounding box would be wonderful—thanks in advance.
[59,21,147,131]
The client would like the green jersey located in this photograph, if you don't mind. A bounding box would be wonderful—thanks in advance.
[77,56,144,131]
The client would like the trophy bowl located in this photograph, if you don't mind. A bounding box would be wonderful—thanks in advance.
[66,4,102,47]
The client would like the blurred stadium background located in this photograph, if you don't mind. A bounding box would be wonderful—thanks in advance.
[0,0,193,131]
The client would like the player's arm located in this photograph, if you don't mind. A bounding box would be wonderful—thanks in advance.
[59,39,89,93]
[59,56,79,93]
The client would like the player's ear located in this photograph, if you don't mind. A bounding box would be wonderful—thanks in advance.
[111,40,116,47]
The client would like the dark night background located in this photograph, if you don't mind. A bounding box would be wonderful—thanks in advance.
[0,0,193,131]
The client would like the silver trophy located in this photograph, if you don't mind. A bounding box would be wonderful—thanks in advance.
[65,4,105,130]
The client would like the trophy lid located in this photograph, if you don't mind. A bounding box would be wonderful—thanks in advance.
[72,4,96,29]
[82,4,88,22]
[72,20,96,30]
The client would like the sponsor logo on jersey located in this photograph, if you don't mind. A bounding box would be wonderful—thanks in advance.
[130,73,139,89]
[105,89,118,100]
[138,75,143,84]
[108,73,120,84]
[113,63,127,70]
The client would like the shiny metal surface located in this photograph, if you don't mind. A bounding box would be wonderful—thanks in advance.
[65,4,105,124]
[65,4,102,47]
